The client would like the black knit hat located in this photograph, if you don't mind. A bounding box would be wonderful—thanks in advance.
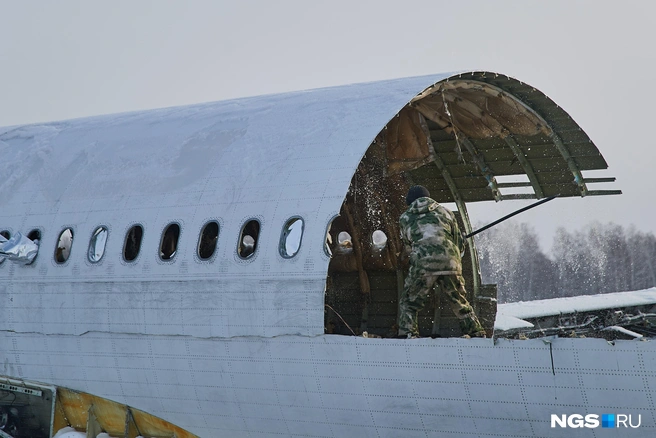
[406,185,430,205]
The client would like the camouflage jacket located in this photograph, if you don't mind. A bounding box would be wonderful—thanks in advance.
[399,197,464,274]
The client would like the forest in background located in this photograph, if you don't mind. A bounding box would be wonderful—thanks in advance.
[475,221,656,303]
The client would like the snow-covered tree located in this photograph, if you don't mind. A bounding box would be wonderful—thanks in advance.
[476,221,556,303]
[477,221,656,302]
[627,227,656,290]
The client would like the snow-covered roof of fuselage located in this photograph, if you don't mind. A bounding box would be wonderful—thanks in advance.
[0,73,453,218]
[495,288,656,331]
[0,71,618,246]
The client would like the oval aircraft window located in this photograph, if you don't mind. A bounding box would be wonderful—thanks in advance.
[336,231,353,254]
[372,230,388,251]
[198,221,219,260]
[88,226,108,263]
[123,225,143,262]
[238,219,260,259]
[324,216,338,257]
[26,229,41,263]
[160,223,180,261]
[279,217,304,258]
[54,228,74,264]
[27,229,41,243]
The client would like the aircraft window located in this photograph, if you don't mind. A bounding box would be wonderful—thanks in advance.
[123,225,143,262]
[27,229,41,243]
[336,231,353,254]
[160,223,180,261]
[372,230,388,251]
[238,219,260,259]
[198,221,219,260]
[54,228,74,264]
[324,217,337,257]
[0,230,9,265]
[88,226,108,263]
[26,229,41,264]
[279,217,304,258]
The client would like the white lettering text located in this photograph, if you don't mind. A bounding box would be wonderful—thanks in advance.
[551,415,567,428]
[618,414,628,427]
[568,414,584,428]
[629,415,642,429]
[584,414,599,428]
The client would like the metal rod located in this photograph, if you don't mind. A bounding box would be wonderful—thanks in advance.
[325,304,356,336]
[464,195,558,239]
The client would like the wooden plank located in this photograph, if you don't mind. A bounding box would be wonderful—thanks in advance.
[476,284,498,336]
[546,125,592,145]
[584,177,616,184]
[368,301,397,313]
[367,272,398,288]
[367,315,397,329]
[454,176,496,189]
[437,163,486,178]
[587,190,623,196]
[458,185,578,201]
[573,155,608,170]
[523,143,600,159]
[534,171,579,184]
[451,155,606,176]
[497,182,532,188]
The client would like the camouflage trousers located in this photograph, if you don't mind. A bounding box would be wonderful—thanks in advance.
[398,265,483,337]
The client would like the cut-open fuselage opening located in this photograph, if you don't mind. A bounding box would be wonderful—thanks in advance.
[324,71,628,339]
[323,79,514,338]
[323,166,496,338]
[324,150,410,337]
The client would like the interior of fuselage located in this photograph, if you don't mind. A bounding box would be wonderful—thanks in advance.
[323,84,502,338]
[322,140,497,338]
[323,73,625,339]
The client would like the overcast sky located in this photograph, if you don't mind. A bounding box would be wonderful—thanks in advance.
[1,1,654,251]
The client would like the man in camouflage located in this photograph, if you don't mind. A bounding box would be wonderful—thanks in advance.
[397,186,485,338]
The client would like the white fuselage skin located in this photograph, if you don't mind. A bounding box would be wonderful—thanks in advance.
[1,74,654,437]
